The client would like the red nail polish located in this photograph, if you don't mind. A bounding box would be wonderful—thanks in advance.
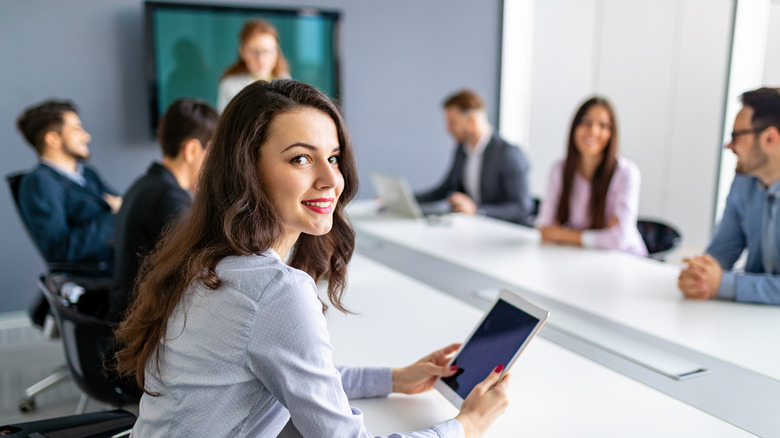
[450,365,458,371]
[494,364,504,373]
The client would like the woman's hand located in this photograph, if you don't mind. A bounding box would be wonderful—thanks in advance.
[539,225,582,246]
[455,365,512,438]
[392,343,461,394]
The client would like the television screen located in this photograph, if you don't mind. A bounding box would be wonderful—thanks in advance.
[145,1,341,130]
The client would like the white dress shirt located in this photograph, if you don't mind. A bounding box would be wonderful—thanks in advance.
[462,129,491,204]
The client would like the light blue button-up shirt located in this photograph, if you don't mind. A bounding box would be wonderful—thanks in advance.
[132,250,463,437]
[40,158,87,186]
[710,175,780,304]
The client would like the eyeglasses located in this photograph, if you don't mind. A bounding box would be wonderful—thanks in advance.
[729,126,768,143]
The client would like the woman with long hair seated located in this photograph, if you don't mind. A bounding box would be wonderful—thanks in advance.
[115,80,510,437]
[217,19,291,112]
[536,97,648,256]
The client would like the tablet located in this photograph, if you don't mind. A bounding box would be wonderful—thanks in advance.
[434,289,549,408]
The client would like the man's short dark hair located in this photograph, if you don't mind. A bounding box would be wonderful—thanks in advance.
[442,89,485,113]
[158,99,219,158]
[16,100,78,155]
[740,87,780,132]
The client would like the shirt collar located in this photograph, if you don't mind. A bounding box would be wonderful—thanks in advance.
[466,128,492,156]
[40,158,87,186]
[767,178,780,198]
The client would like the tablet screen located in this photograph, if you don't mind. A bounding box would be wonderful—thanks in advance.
[441,298,541,399]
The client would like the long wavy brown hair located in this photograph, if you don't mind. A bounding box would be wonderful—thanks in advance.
[114,80,357,394]
[556,97,619,229]
[220,19,290,79]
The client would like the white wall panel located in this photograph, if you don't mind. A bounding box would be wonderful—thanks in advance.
[763,1,780,84]
[527,0,598,199]
[665,0,733,247]
[597,0,678,220]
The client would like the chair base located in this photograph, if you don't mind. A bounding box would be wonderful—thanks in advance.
[19,365,71,413]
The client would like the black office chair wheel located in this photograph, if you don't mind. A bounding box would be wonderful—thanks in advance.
[18,398,36,413]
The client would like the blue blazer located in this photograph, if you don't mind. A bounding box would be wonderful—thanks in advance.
[18,163,117,264]
[416,134,534,225]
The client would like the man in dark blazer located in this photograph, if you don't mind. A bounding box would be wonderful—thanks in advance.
[109,99,218,320]
[16,100,121,267]
[416,89,534,225]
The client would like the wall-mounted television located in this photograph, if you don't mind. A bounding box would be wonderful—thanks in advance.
[144,1,341,131]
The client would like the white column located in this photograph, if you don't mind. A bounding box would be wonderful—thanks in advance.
[498,0,535,151]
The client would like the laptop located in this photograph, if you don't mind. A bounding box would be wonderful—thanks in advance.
[369,172,451,218]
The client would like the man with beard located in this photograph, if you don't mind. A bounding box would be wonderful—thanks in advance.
[679,87,780,305]
[15,100,121,268]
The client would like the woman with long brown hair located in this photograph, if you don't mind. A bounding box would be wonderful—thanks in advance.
[536,97,647,256]
[217,19,291,112]
[115,80,509,437]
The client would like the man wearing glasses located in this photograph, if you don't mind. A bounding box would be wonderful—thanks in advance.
[679,87,780,305]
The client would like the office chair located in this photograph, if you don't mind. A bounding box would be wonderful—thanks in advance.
[38,274,142,415]
[637,219,682,261]
[530,197,541,218]
[0,408,136,438]
[6,172,112,413]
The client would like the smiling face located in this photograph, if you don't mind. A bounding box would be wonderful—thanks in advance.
[56,111,92,160]
[574,104,613,161]
[257,107,344,252]
[240,32,279,80]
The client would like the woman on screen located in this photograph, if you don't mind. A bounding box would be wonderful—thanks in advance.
[217,19,291,112]
[115,80,510,437]
[536,96,648,256]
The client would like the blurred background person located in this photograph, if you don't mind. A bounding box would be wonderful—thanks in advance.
[678,87,780,305]
[415,89,534,225]
[536,96,647,256]
[110,99,218,321]
[15,99,121,269]
[217,18,290,112]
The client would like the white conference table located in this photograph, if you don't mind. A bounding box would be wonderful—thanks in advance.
[326,254,749,437]
[348,204,780,383]
[342,201,780,436]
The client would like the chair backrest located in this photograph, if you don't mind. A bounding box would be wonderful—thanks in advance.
[7,172,24,206]
[637,219,682,261]
[530,197,541,217]
[7,172,33,237]
[6,172,111,276]
[38,275,141,407]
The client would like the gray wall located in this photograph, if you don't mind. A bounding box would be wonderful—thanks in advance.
[0,0,502,312]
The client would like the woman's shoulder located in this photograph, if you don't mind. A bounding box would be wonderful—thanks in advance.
[615,156,639,171]
[219,73,253,87]
[614,156,641,180]
[216,252,315,300]
[548,159,566,178]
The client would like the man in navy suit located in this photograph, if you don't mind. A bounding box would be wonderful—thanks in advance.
[415,89,534,225]
[15,100,121,267]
